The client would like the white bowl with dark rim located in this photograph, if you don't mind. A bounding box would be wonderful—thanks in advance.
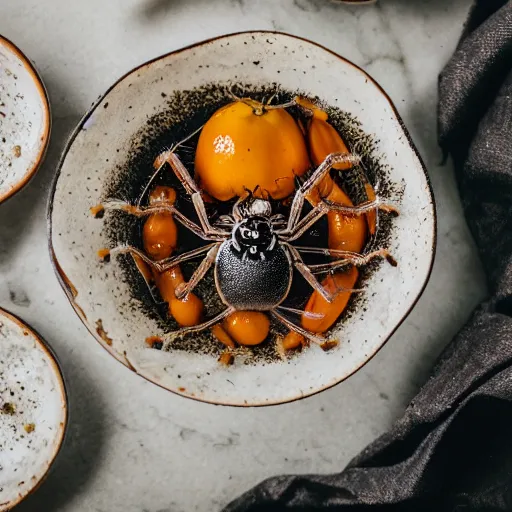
[0,308,67,511]
[48,31,435,406]
[0,35,50,203]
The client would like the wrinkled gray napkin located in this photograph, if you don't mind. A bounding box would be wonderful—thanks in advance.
[225,1,512,510]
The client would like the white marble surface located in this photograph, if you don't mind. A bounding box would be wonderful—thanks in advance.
[0,1,486,511]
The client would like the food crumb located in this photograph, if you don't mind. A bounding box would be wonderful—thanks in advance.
[2,402,16,415]
[95,319,113,346]
[320,341,338,351]
[145,336,163,350]
[24,423,35,433]
[90,204,105,218]
[97,248,111,262]
[218,352,235,366]
[13,145,21,158]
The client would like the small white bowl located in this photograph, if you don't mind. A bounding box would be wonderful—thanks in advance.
[0,35,50,203]
[0,308,67,511]
[48,31,435,406]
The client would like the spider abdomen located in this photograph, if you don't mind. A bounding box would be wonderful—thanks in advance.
[215,240,292,311]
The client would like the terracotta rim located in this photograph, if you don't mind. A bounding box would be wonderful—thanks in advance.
[47,30,437,407]
[0,307,68,511]
[0,35,51,204]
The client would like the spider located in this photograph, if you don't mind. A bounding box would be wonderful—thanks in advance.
[99,136,396,350]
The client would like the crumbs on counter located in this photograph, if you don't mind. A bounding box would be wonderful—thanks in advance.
[13,145,21,158]
[24,423,36,433]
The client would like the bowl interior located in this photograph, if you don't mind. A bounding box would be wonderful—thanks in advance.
[49,32,435,406]
[0,309,67,511]
[0,36,50,203]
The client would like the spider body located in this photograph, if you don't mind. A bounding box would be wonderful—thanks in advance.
[215,211,293,311]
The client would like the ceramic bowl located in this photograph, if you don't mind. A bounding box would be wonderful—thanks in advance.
[48,31,435,406]
[0,308,67,511]
[0,35,50,204]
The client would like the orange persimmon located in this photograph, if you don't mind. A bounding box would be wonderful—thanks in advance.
[223,311,270,346]
[195,100,310,201]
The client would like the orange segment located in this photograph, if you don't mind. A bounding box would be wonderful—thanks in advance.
[302,267,359,334]
[143,214,178,260]
[169,293,204,327]
[152,266,204,328]
[211,324,236,349]
[294,96,329,121]
[282,331,305,350]
[326,182,368,254]
[308,117,352,170]
[132,254,153,284]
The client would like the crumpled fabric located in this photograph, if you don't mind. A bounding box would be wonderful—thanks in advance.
[225,1,512,510]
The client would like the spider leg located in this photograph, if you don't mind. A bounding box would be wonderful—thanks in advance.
[154,149,227,237]
[232,191,250,221]
[162,307,235,349]
[154,149,199,197]
[285,151,360,227]
[321,198,400,216]
[294,246,397,269]
[174,245,220,299]
[280,152,360,237]
[135,126,204,205]
[284,243,358,303]
[271,309,326,346]
[278,197,397,242]
[104,243,219,272]
[276,306,325,320]
[278,203,328,241]
[100,201,227,241]
[192,192,230,238]
[282,189,305,234]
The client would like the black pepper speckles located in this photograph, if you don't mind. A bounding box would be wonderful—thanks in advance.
[101,82,397,364]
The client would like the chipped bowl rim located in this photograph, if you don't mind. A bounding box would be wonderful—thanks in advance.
[0,307,68,511]
[47,30,437,407]
[0,35,51,205]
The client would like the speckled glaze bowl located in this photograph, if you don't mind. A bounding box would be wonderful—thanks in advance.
[0,308,67,511]
[0,35,50,203]
[335,1,376,4]
[48,31,435,406]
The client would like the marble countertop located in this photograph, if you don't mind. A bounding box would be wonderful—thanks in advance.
[0,1,486,511]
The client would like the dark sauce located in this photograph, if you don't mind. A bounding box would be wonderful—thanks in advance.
[102,83,400,364]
